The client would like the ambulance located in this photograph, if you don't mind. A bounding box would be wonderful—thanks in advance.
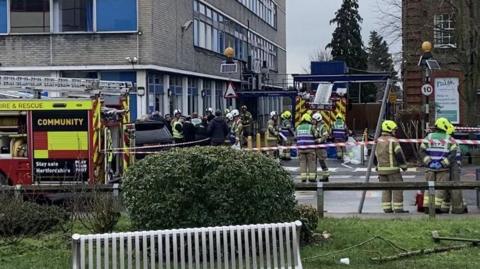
[0,75,134,186]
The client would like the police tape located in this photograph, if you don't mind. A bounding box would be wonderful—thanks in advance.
[104,138,211,153]
[105,137,480,154]
[454,127,480,132]
[245,137,480,152]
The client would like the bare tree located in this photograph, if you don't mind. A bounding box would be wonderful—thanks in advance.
[374,0,402,44]
[302,48,333,74]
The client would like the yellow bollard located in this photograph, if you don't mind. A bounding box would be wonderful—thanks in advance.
[247,136,253,150]
[256,133,262,150]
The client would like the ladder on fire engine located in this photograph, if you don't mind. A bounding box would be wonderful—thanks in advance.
[0,75,134,98]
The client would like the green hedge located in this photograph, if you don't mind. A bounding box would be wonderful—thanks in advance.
[123,146,297,230]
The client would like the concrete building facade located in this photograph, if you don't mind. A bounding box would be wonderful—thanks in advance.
[0,0,286,121]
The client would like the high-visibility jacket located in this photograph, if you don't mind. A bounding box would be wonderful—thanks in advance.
[280,119,295,138]
[296,122,315,148]
[332,119,347,141]
[266,119,279,141]
[172,120,184,139]
[420,132,457,171]
[314,123,329,144]
[375,133,407,175]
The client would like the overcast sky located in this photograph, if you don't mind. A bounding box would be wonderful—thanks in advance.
[286,0,394,74]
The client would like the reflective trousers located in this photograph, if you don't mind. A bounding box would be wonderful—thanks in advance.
[299,149,317,182]
[266,140,278,159]
[316,148,329,180]
[280,137,293,159]
[379,173,404,211]
[424,170,450,211]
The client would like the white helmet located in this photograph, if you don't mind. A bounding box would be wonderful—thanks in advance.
[226,113,233,121]
[312,112,322,121]
[270,111,278,118]
[231,109,240,117]
[206,107,213,113]
[174,109,182,115]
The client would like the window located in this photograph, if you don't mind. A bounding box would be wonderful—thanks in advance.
[193,20,199,46]
[96,0,136,31]
[434,14,456,48]
[53,0,93,32]
[171,77,183,113]
[0,0,6,33]
[215,82,224,112]
[188,78,198,115]
[10,0,50,33]
[198,21,205,47]
[203,80,212,113]
[148,73,164,114]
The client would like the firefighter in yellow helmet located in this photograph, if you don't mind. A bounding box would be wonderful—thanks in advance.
[445,123,468,214]
[419,117,457,214]
[280,110,295,160]
[312,112,330,182]
[332,113,348,161]
[266,111,280,159]
[296,113,317,182]
[375,120,409,213]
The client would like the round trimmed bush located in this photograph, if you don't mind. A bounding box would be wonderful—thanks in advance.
[123,146,296,230]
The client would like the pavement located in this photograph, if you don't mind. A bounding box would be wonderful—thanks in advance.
[282,158,480,217]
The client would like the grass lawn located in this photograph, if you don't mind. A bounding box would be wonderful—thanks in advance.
[1,217,480,269]
[303,218,480,269]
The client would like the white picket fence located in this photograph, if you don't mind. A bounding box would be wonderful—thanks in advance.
[72,221,303,269]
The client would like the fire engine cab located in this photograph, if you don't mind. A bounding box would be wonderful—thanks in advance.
[0,75,134,186]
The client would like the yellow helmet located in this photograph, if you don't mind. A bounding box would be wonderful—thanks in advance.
[336,113,345,120]
[382,120,398,133]
[281,110,292,120]
[446,122,455,135]
[301,113,312,123]
[306,110,313,116]
[435,117,451,132]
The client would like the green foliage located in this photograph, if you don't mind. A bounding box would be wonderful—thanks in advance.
[294,205,318,244]
[123,146,296,230]
[367,31,397,78]
[0,196,68,243]
[326,0,367,70]
[73,192,122,234]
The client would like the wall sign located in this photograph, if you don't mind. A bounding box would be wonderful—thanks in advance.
[434,78,459,124]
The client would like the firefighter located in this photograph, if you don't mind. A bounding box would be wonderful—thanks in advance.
[266,111,280,159]
[171,109,184,144]
[375,120,409,213]
[420,117,457,214]
[240,105,253,138]
[446,123,468,214]
[230,109,243,147]
[332,113,348,161]
[296,113,317,182]
[280,110,295,160]
[205,107,215,123]
[312,112,330,182]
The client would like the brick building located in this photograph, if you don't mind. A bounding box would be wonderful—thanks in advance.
[402,0,466,124]
[0,0,286,121]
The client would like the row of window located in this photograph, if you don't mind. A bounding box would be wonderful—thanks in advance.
[193,1,278,71]
[147,74,227,116]
[0,0,137,34]
[236,0,277,28]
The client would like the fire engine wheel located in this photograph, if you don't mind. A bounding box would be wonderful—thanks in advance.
[0,173,8,186]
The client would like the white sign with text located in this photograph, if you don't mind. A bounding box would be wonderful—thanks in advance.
[435,77,459,124]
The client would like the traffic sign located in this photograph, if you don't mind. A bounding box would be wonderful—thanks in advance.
[224,82,238,99]
[421,84,433,96]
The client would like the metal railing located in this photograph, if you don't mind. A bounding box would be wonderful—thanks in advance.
[295,181,480,218]
[72,221,303,269]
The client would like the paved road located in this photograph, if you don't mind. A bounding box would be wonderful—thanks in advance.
[282,159,480,215]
